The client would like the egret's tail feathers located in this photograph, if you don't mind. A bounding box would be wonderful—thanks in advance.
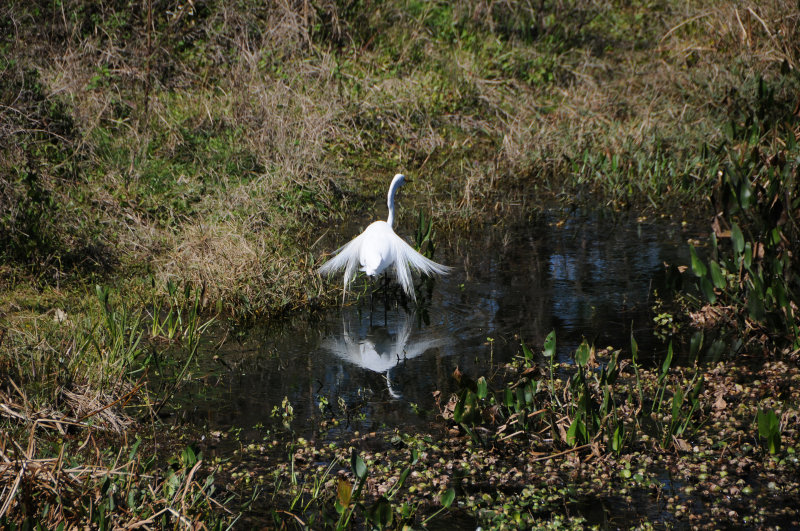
[317,230,450,302]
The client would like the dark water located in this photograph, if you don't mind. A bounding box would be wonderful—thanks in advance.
[173,209,699,441]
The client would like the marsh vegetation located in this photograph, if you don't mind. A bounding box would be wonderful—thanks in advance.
[1,0,799,528]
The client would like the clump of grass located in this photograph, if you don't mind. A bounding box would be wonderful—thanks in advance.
[0,427,230,528]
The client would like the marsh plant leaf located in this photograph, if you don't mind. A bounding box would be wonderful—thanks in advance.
[659,342,674,383]
[575,340,591,366]
[351,451,367,481]
[476,376,488,399]
[440,488,455,508]
[631,330,638,364]
[543,330,556,358]
[710,261,726,289]
[524,380,535,405]
[521,341,534,362]
[504,388,514,407]
[757,408,781,454]
[612,423,624,454]
[739,180,753,209]
[336,478,352,510]
[689,246,707,278]
[701,277,717,303]
[748,292,766,322]
[744,242,753,270]
[566,415,586,446]
[601,351,619,385]
[731,222,745,255]
[454,390,479,424]
[671,388,684,419]
[366,496,393,528]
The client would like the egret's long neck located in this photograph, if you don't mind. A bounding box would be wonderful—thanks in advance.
[386,175,404,228]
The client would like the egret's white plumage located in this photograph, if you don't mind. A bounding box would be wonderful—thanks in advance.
[318,173,450,301]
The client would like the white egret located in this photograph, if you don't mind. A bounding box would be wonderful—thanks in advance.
[317,173,450,301]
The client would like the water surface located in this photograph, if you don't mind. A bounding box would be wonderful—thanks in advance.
[174,210,697,440]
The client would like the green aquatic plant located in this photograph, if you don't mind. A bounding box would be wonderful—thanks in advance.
[757,408,781,455]
[687,78,799,350]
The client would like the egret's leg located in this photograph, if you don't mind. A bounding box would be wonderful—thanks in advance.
[383,273,391,314]
[369,282,375,317]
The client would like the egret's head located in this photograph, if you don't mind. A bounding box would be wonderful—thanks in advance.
[392,173,406,187]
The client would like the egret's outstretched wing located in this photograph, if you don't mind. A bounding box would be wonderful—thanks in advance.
[386,232,451,301]
[317,232,367,295]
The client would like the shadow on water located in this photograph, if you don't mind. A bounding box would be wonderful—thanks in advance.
[173,210,700,440]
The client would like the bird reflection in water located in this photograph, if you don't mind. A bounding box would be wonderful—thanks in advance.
[321,309,452,399]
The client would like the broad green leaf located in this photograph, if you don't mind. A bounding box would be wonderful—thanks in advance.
[739,179,752,209]
[709,261,726,289]
[757,409,775,438]
[367,497,393,528]
[543,330,556,358]
[575,340,591,366]
[701,277,717,304]
[744,242,753,270]
[689,246,707,278]
[524,381,535,405]
[453,397,465,423]
[521,341,533,361]
[503,388,514,407]
[440,488,456,508]
[566,416,583,446]
[731,222,744,255]
[722,120,734,139]
[351,452,367,480]
[604,352,619,385]
[612,424,624,453]
[757,409,781,454]
[396,468,411,489]
[671,388,684,418]
[690,375,705,402]
[770,228,781,246]
[476,376,488,399]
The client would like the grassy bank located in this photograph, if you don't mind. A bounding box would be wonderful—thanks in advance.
[2,1,798,313]
[1,0,799,527]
